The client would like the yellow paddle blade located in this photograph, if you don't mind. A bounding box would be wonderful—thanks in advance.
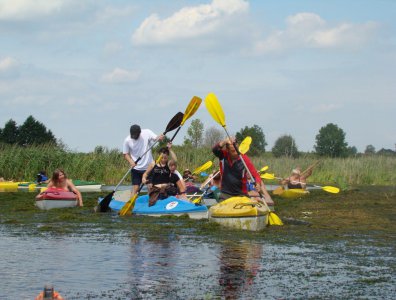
[192,161,213,175]
[322,186,340,193]
[261,173,275,180]
[28,183,37,191]
[272,186,284,195]
[119,194,138,216]
[259,165,269,173]
[238,136,252,154]
[205,92,226,127]
[192,196,203,204]
[181,96,202,125]
[268,212,283,226]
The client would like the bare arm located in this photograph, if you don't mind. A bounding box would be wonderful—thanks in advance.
[257,180,273,202]
[123,153,136,168]
[142,162,155,184]
[176,180,187,200]
[67,179,83,205]
[167,142,177,162]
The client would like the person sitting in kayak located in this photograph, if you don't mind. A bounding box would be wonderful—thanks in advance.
[281,167,312,189]
[142,147,187,206]
[46,169,83,206]
[182,169,201,194]
[201,170,221,202]
[212,137,272,203]
[36,170,49,184]
[168,159,187,198]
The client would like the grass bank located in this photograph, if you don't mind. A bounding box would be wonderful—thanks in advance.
[0,144,395,187]
[0,186,394,242]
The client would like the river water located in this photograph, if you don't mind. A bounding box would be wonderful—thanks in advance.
[0,190,395,299]
[1,227,394,299]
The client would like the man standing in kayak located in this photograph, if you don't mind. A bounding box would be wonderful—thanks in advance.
[212,137,272,203]
[123,124,164,196]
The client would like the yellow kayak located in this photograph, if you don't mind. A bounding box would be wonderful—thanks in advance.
[279,188,309,199]
[0,182,18,190]
[209,196,269,231]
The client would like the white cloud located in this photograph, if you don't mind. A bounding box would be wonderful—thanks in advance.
[101,68,141,83]
[0,56,19,72]
[132,0,249,45]
[254,12,379,54]
[0,0,70,20]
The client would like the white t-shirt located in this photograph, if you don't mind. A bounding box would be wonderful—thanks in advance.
[122,129,158,171]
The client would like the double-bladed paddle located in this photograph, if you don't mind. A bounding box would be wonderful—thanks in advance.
[98,112,184,212]
[205,93,283,226]
[260,173,340,194]
[156,96,202,163]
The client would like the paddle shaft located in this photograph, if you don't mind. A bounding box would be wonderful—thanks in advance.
[189,170,220,202]
[119,183,145,216]
[301,160,321,177]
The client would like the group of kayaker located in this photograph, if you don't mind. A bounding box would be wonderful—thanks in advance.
[122,123,281,205]
[121,122,317,206]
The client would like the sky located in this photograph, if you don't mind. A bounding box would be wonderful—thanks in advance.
[0,0,395,153]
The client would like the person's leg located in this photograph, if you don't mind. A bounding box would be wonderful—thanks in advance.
[131,169,145,196]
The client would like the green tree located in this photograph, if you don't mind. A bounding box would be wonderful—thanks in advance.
[235,125,267,156]
[346,146,358,157]
[184,119,204,148]
[364,144,376,155]
[377,148,396,156]
[1,119,19,144]
[204,126,224,147]
[272,134,299,158]
[314,123,348,157]
[17,115,57,146]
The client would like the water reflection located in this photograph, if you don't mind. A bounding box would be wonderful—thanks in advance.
[218,241,262,299]
[127,235,178,298]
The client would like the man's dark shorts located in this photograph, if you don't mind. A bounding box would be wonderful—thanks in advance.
[131,169,145,185]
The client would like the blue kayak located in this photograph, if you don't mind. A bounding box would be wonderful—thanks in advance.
[105,192,208,219]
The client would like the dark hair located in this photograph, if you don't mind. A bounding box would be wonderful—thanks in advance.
[159,147,170,155]
[130,124,141,139]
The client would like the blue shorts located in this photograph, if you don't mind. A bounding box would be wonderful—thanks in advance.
[131,169,145,186]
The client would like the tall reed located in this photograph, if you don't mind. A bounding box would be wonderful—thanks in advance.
[0,143,394,186]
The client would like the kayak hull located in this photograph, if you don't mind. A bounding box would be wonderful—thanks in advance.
[18,180,102,192]
[209,196,269,231]
[105,191,208,219]
[35,189,77,210]
[280,189,309,199]
[72,180,102,192]
[0,182,19,191]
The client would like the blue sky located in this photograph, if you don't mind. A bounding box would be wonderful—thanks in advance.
[1,0,395,153]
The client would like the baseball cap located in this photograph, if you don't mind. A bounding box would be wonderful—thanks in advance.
[130,124,141,139]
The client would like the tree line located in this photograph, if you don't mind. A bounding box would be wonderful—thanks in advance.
[0,116,57,146]
[180,119,395,158]
[1,116,394,157]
